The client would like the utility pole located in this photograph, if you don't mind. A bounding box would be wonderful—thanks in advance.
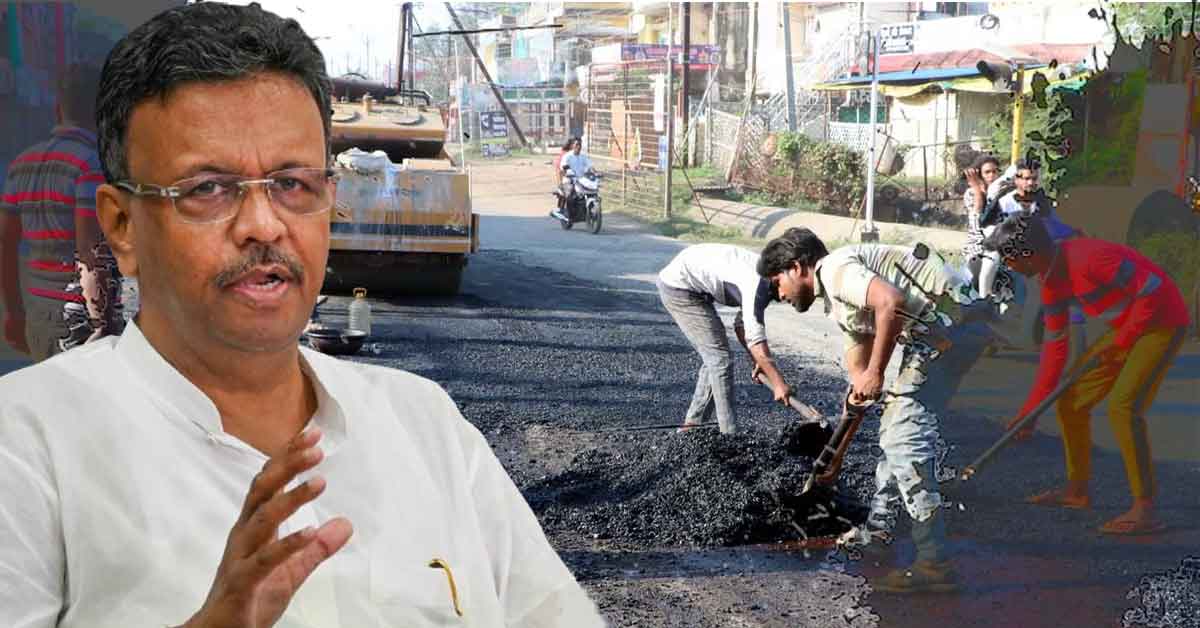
[407,6,416,93]
[664,2,674,219]
[782,2,797,132]
[453,35,466,168]
[747,1,758,105]
[681,1,691,167]
[397,3,409,89]
[363,34,371,80]
[862,29,880,242]
[444,2,530,147]
[1009,63,1026,163]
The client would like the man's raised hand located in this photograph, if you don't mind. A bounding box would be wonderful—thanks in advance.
[181,427,353,628]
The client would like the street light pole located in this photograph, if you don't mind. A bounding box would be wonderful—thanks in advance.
[664,2,674,219]
[782,2,797,132]
[1009,62,1026,163]
[862,29,880,242]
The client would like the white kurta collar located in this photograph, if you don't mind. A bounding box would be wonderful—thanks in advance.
[114,319,349,454]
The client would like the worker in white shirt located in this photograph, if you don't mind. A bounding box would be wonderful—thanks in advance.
[657,241,818,434]
[561,137,594,179]
[0,4,606,628]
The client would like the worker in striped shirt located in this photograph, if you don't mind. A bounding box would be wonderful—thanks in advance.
[982,214,1190,536]
[1,64,123,362]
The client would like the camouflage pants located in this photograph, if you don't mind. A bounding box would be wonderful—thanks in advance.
[868,321,995,562]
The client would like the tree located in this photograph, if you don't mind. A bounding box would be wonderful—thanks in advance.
[411,21,457,102]
[1108,1,1196,43]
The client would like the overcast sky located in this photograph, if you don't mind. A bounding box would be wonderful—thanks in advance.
[222,0,451,82]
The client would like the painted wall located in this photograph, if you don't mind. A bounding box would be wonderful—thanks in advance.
[900,2,1108,55]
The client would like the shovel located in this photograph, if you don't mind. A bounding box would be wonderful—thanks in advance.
[753,375,826,422]
[802,391,876,495]
[959,352,1101,482]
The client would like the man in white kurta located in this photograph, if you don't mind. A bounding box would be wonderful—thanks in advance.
[0,321,604,627]
[0,3,605,627]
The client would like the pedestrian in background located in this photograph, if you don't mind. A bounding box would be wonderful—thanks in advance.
[1,62,123,362]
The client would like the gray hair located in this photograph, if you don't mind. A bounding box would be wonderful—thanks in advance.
[96,1,332,183]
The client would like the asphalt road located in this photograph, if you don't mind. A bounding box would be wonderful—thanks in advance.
[451,158,1200,627]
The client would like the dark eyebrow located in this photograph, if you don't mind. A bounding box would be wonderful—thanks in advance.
[175,161,323,180]
[270,161,324,172]
[174,163,240,180]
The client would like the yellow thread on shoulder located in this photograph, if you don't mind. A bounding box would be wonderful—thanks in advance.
[428,557,464,617]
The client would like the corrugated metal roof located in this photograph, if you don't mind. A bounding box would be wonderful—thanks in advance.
[820,66,993,87]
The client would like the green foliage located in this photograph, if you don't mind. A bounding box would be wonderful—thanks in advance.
[1131,232,1200,302]
[776,132,806,163]
[1054,70,1146,194]
[985,63,1147,197]
[985,87,1073,193]
[1110,2,1196,42]
[764,132,866,212]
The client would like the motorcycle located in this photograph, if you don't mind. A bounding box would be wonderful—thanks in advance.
[552,168,603,234]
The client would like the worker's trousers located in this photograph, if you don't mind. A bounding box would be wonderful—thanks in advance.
[1055,326,1186,499]
[657,278,738,434]
[867,321,994,563]
[22,295,68,363]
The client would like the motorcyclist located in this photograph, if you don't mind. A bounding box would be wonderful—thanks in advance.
[553,137,594,221]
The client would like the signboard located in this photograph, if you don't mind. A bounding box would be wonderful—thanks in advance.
[480,111,510,158]
[621,43,721,67]
[657,135,668,171]
[879,23,917,55]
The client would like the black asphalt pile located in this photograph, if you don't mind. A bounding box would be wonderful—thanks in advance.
[527,428,870,547]
[336,251,879,548]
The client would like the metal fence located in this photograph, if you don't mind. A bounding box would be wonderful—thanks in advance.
[585,61,668,216]
[452,86,573,155]
[707,109,741,177]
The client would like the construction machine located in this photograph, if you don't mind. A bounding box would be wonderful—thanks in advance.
[322,51,479,297]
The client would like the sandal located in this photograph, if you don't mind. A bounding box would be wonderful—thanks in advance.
[1099,517,1167,536]
[1025,488,1090,510]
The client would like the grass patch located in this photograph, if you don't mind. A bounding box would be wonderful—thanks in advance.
[460,145,540,162]
[612,165,764,246]
[609,167,762,247]
[612,199,754,245]
[720,186,823,213]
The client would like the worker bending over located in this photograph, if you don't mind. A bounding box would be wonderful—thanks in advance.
[759,227,999,594]
[657,242,812,434]
[982,214,1190,536]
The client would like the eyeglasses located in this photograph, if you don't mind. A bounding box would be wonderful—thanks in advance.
[115,167,339,225]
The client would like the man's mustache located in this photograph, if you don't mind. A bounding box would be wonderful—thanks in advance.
[214,244,306,287]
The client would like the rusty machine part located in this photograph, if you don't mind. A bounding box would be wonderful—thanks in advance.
[329,94,447,163]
